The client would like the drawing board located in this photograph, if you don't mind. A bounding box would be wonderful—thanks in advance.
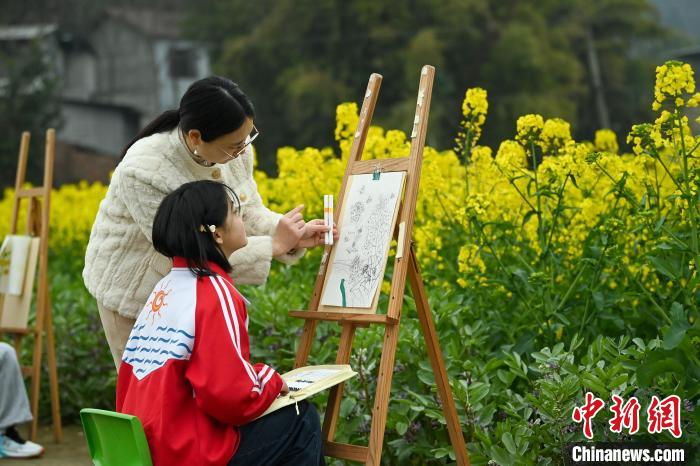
[319,171,406,313]
[0,236,40,329]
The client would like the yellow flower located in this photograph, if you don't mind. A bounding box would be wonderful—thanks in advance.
[687,92,700,107]
[458,244,486,276]
[515,114,544,146]
[461,88,488,119]
[463,192,491,218]
[653,61,696,110]
[470,145,493,166]
[555,327,564,340]
[594,129,619,154]
[495,140,527,178]
[456,87,489,153]
[335,102,359,142]
[3,59,696,337]
[540,118,572,155]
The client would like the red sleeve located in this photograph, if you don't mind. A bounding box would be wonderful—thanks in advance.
[185,275,283,426]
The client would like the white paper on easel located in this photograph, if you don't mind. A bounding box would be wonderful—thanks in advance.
[320,172,405,309]
[0,236,39,330]
[0,235,32,296]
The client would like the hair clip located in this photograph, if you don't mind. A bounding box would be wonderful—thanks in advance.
[199,224,216,233]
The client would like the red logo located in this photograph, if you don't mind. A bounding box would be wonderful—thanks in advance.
[572,392,683,439]
[572,392,606,439]
[609,395,641,435]
[647,395,682,438]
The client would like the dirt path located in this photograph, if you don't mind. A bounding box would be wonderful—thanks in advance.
[2,424,91,465]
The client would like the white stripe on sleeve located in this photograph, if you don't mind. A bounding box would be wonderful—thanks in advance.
[209,276,260,391]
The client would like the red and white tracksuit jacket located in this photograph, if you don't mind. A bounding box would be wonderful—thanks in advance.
[116,257,283,466]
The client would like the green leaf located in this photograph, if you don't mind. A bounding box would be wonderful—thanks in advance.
[496,369,516,386]
[395,421,408,435]
[592,291,605,311]
[417,370,435,386]
[502,432,517,455]
[654,215,666,233]
[469,382,490,404]
[522,209,537,227]
[568,173,579,189]
[663,302,690,350]
[489,445,514,466]
[581,373,607,395]
[637,349,688,387]
[647,255,679,280]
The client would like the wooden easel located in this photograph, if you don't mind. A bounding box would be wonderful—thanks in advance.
[0,130,62,442]
[291,66,470,465]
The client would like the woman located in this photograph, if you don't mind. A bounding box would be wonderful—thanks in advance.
[83,76,336,368]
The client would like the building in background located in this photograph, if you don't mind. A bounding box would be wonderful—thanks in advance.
[650,0,700,123]
[651,0,700,67]
[0,7,210,185]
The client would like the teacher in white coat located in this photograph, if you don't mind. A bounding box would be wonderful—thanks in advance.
[83,76,337,367]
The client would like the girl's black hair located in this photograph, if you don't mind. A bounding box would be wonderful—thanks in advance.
[152,180,241,277]
[119,76,255,161]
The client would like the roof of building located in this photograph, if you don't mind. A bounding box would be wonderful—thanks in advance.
[0,24,57,41]
[651,0,700,43]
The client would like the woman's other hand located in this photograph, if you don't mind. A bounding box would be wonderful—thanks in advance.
[297,219,339,249]
[272,205,305,256]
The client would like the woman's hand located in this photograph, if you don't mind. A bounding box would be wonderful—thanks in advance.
[272,205,305,256]
[296,219,339,249]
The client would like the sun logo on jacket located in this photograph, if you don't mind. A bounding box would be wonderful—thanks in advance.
[146,281,171,323]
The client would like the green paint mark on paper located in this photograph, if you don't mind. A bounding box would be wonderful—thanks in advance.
[340,278,347,307]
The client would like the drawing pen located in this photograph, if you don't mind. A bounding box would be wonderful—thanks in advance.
[324,195,334,245]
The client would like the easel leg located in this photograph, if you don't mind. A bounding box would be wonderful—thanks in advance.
[322,323,356,442]
[29,314,44,441]
[29,199,45,442]
[294,320,318,368]
[408,247,470,466]
[366,322,400,466]
[45,293,62,442]
[12,333,22,356]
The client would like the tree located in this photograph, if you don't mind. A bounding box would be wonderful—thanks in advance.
[183,0,665,172]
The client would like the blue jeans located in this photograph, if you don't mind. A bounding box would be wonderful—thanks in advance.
[0,343,33,431]
[229,401,325,466]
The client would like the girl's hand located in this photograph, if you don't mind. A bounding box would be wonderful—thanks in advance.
[297,219,339,249]
[280,380,290,396]
[272,205,305,256]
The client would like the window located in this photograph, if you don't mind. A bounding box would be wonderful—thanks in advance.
[168,47,196,78]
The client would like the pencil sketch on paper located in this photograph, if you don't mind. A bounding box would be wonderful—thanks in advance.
[320,171,405,309]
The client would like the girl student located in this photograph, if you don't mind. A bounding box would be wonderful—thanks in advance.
[117,180,325,466]
[84,76,338,368]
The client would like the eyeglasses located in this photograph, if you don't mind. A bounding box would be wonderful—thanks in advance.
[219,125,259,160]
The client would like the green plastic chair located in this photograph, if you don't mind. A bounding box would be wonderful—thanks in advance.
[80,408,153,466]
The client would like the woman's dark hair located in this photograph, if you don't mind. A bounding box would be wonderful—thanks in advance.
[152,180,241,277]
[119,76,255,161]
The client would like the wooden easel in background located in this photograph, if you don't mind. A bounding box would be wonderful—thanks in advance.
[0,130,62,442]
[291,67,470,465]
